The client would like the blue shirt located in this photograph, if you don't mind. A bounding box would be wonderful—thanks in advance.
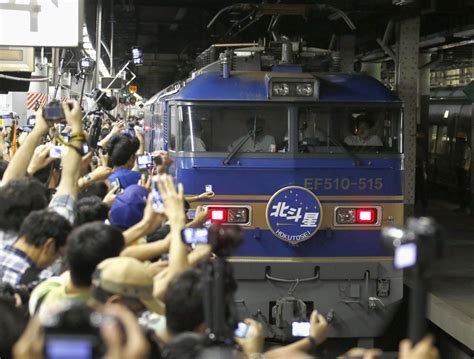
[108,169,141,189]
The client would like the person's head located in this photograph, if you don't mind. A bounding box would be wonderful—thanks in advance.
[162,333,206,359]
[0,299,28,359]
[78,181,109,200]
[353,114,373,138]
[0,283,29,308]
[107,133,140,169]
[18,210,72,268]
[165,263,237,336]
[109,185,148,230]
[0,177,49,232]
[66,222,125,288]
[246,117,265,136]
[76,196,109,226]
[90,257,165,316]
[0,159,8,180]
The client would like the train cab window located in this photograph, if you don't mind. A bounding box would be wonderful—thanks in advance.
[178,105,288,153]
[298,107,401,153]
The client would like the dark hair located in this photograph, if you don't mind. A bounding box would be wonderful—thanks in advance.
[19,209,72,250]
[165,263,237,335]
[33,159,60,185]
[78,182,109,200]
[66,222,124,287]
[76,196,109,226]
[0,178,49,232]
[107,134,139,167]
[0,299,28,359]
[162,333,205,359]
[0,159,8,180]
[0,283,29,309]
[165,268,205,334]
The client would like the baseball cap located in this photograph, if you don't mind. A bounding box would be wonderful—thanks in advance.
[110,184,148,229]
[91,257,165,314]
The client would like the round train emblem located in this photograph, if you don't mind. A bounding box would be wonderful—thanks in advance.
[266,186,323,243]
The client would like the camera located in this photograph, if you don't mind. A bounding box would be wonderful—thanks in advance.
[137,154,152,170]
[42,303,108,359]
[91,89,117,112]
[291,321,310,337]
[181,228,209,246]
[382,217,443,270]
[43,100,73,123]
[79,57,96,75]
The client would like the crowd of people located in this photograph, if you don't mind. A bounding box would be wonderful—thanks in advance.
[0,101,440,358]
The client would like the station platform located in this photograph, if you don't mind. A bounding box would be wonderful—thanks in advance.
[412,199,474,352]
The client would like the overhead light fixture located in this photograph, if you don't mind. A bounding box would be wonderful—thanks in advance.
[392,0,415,5]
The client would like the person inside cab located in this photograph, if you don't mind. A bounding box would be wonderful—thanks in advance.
[229,117,276,152]
[344,113,383,147]
[184,120,206,152]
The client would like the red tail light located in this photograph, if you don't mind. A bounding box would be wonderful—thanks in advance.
[355,208,377,224]
[209,208,228,223]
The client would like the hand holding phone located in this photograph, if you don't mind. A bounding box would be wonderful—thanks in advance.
[137,154,152,170]
[151,177,165,213]
[234,322,250,338]
[181,228,209,246]
[49,146,63,159]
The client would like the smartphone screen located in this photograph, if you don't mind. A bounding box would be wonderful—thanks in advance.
[45,337,93,359]
[234,322,249,338]
[111,178,121,189]
[49,146,63,159]
[152,178,164,212]
[83,143,89,154]
[181,228,209,246]
[291,322,310,337]
[137,154,152,170]
[394,242,417,269]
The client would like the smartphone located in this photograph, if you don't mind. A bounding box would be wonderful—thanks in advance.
[111,178,121,189]
[44,336,95,359]
[291,321,310,337]
[394,242,417,269]
[181,228,209,246]
[152,177,164,212]
[234,322,249,338]
[153,155,163,166]
[49,146,63,159]
[83,143,90,155]
[137,154,152,170]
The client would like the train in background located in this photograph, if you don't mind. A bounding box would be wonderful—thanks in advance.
[144,41,404,341]
[427,87,472,193]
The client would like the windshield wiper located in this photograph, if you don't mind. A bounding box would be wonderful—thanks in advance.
[311,127,361,166]
[223,129,255,165]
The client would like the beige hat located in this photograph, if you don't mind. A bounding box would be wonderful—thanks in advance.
[91,257,165,314]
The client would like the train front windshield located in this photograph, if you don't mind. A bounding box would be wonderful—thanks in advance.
[174,104,402,154]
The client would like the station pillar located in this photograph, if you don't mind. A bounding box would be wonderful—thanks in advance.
[339,34,356,73]
[396,17,420,217]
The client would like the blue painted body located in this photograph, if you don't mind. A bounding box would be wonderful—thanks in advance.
[148,70,403,259]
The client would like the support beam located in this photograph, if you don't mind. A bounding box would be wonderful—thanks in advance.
[339,34,355,73]
[396,17,420,217]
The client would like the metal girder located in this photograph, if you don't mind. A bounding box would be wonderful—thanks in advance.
[396,16,420,216]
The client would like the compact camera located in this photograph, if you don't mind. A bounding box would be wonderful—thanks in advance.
[43,100,73,123]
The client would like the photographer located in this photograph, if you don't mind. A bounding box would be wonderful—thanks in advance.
[106,133,141,189]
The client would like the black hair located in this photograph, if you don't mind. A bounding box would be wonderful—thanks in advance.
[107,134,140,167]
[33,159,60,185]
[162,332,206,359]
[0,283,29,310]
[76,196,109,226]
[0,159,8,180]
[0,178,49,232]
[78,181,109,200]
[165,263,237,335]
[18,209,72,251]
[0,299,28,359]
[66,222,124,287]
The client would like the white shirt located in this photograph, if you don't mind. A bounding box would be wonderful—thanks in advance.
[229,134,276,152]
[344,135,383,146]
[184,135,206,152]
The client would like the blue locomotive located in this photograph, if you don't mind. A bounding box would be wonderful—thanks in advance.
[145,44,404,341]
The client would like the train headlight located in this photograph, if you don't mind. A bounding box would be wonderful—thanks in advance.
[334,206,381,226]
[207,206,251,225]
[272,83,290,96]
[296,83,313,96]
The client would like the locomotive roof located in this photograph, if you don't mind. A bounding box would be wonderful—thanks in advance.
[150,71,401,104]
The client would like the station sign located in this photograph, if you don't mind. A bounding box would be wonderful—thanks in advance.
[0,0,82,47]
